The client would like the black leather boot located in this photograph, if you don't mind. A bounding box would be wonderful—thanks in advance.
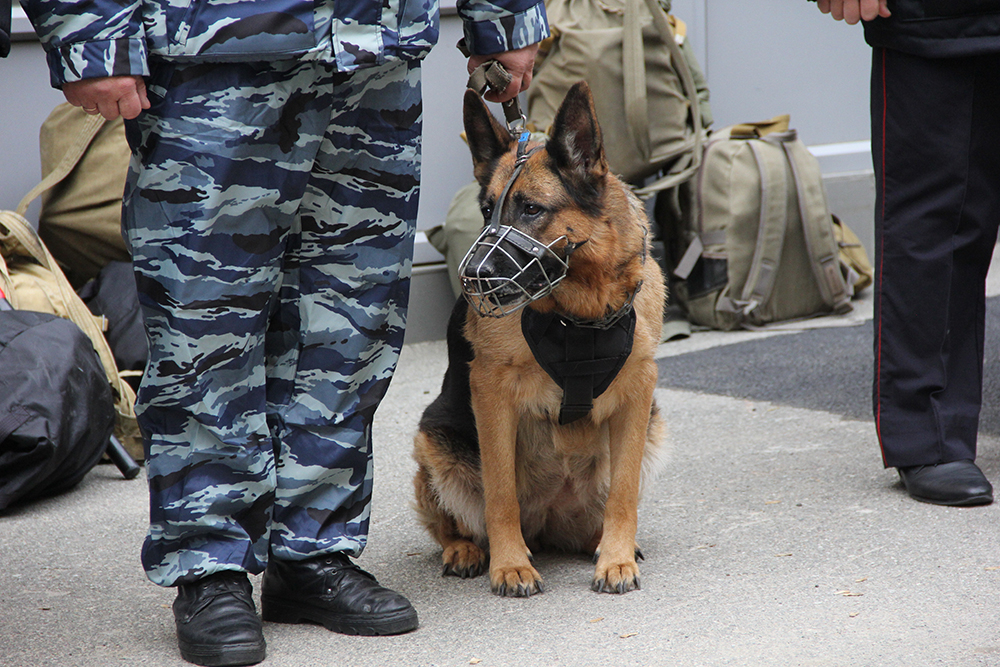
[173,571,266,667]
[261,553,418,636]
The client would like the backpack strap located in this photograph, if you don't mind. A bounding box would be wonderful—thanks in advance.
[622,0,648,155]
[781,136,853,314]
[625,0,703,198]
[715,137,790,319]
[673,132,731,282]
[15,113,106,217]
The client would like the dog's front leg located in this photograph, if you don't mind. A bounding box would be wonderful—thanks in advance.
[470,380,542,597]
[593,379,655,594]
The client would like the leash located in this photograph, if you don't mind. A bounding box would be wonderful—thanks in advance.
[464,53,526,133]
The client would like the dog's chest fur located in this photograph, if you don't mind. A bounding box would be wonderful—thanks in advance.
[468,310,612,548]
[511,416,611,551]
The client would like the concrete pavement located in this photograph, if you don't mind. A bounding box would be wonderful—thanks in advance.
[3,288,1000,667]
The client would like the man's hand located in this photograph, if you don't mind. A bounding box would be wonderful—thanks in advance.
[468,43,540,104]
[62,75,150,121]
[815,0,890,24]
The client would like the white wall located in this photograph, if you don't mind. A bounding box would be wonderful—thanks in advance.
[694,0,874,173]
[1,1,875,223]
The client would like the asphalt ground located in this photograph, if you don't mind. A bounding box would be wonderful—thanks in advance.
[4,284,1000,667]
[656,296,1000,437]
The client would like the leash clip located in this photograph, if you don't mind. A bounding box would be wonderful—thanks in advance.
[504,105,527,135]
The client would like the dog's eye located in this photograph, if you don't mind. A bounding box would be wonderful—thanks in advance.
[481,205,493,220]
[523,203,543,217]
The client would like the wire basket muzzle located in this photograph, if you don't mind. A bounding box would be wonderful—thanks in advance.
[459,224,569,318]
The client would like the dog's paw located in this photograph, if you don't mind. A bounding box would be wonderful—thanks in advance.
[591,560,641,594]
[490,564,544,597]
[441,541,487,579]
[592,544,644,563]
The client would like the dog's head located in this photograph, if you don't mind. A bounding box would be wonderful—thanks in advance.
[459,81,614,318]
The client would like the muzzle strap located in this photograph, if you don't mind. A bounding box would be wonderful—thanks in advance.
[484,133,536,237]
[459,135,568,318]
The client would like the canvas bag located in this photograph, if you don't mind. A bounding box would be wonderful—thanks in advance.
[833,214,874,294]
[426,181,482,299]
[673,115,853,330]
[0,113,142,460]
[37,103,132,288]
[527,0,703,197]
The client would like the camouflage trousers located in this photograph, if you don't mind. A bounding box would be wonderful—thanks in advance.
[122,57,421,587]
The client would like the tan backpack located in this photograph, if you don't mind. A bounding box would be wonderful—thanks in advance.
[0,113,142,460]
[37,103,132,288]
[527,0,707,197]
[673,116,855,330]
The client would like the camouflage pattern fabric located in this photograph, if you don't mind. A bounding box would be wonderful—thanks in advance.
[22,0,549,87]
[122,58,421,587]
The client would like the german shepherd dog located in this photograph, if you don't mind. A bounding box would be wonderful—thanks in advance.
[413,82,666,597]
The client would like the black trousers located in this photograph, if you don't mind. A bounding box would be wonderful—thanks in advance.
[871,47,1000,468]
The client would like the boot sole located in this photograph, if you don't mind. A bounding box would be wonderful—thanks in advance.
[261,596,418,636]
[177,639,266,667]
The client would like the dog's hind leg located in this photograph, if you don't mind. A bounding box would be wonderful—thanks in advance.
[441,536,488,579]
[413,462,488,579]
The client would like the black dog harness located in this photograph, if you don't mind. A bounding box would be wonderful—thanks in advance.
[522,305,637,425]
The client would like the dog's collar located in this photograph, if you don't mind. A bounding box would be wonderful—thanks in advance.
[556,280,643,330]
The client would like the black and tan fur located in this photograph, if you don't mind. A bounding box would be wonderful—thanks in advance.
[413,82,666,596]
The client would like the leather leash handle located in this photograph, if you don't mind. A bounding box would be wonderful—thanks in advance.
[467,60,526,132]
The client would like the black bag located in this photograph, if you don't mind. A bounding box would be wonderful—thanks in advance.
[78,260,147,387]
[0,309,116,511]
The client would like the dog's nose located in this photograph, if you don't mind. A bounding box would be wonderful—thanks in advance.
[462,243,501,281]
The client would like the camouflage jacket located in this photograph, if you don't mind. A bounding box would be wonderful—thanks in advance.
[23,0,549,87]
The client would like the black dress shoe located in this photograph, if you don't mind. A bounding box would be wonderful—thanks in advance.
[173,571,266,667]
[897,459,994,506]
[261,553,418,636]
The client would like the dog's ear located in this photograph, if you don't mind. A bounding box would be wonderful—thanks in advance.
[546,81,609,184]
[464,89,515,184]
